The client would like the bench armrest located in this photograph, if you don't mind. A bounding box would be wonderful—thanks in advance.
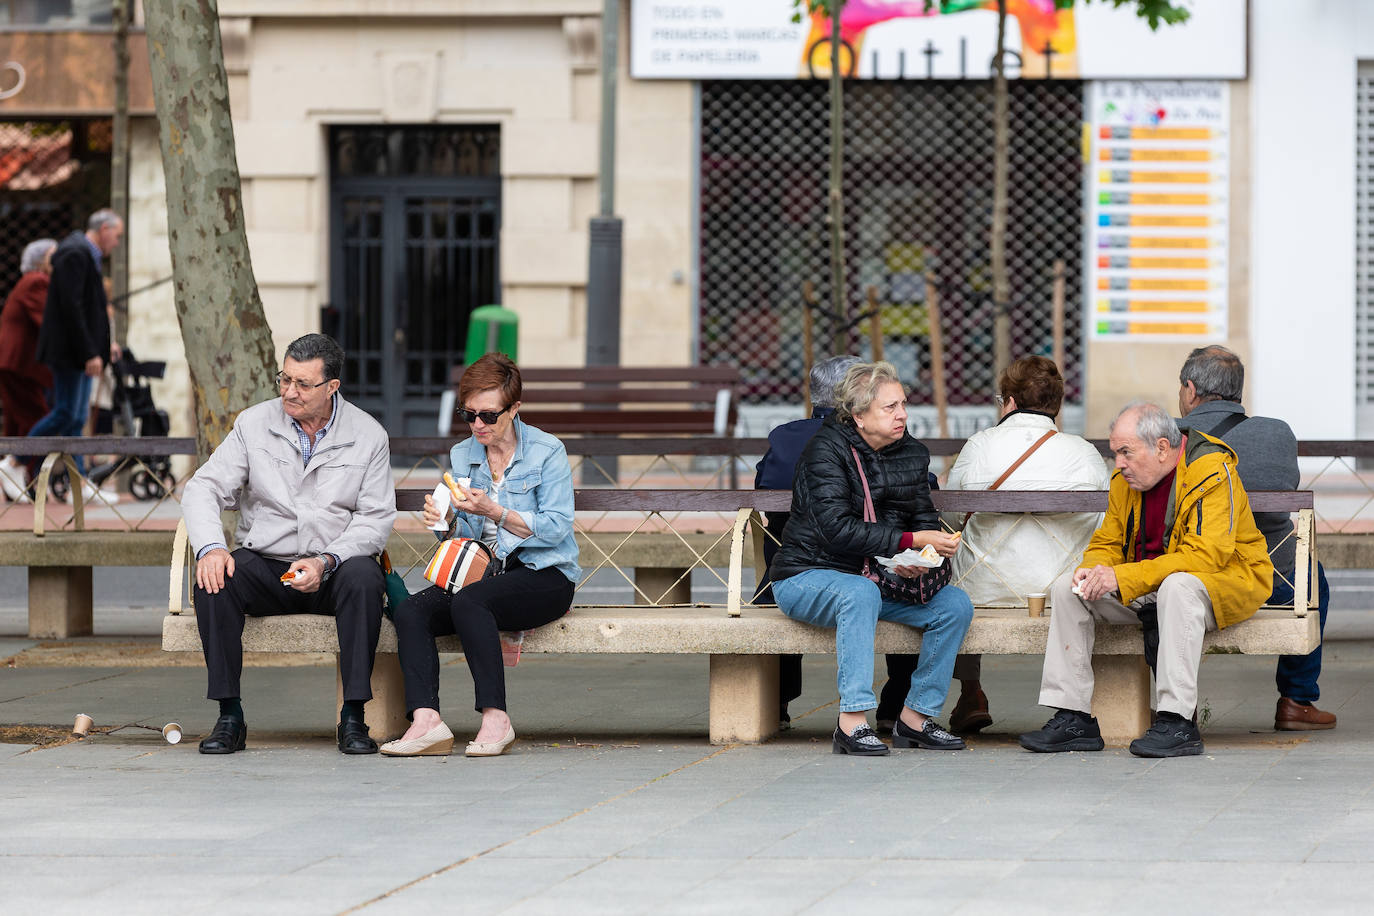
[169,518,189,615]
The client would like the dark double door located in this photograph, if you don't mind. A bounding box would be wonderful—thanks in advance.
[329,178,500,435]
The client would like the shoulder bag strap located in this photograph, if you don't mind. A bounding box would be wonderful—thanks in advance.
[850,447,876,523]
[962,428,1059,527]
[1205,411,1248,440]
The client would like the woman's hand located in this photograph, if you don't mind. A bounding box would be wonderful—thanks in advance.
[460,485,501,520]
[911,530,962,558]
[422,493,448,529]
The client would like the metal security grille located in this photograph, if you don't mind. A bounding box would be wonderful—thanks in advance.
[0,118,112,298]
[329,125,501,436]
[699,80,1083,405]
[1357,63,1374,435]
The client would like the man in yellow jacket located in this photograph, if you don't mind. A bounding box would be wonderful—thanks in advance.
[1019,401,1273,758]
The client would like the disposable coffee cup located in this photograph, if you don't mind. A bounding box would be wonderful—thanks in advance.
[162,722,182,745]
[1027,593,1047,617]
[429,483,452,531]
[72,713,93,737]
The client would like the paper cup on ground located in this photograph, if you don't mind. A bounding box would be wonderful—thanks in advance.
[72,713,93,737]
[429,483,452,531]
[162,722,182,745]
[1027,593,1047,617]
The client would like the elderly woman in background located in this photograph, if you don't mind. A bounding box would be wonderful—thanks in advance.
[769,361,974,755]
[940,355,1109,734]
[383,353,579,758]
[0,238,57,501]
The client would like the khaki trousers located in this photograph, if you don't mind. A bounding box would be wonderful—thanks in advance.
[1039,570,1217,718]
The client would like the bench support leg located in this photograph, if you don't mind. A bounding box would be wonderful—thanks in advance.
[28,567,93,639]
[636,567,691,605]
[1090,655,1152,746]
[708,654,779,744]
[336,651,408,742]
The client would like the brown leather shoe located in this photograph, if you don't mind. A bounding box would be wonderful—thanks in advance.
[949,686,993,734]
[1275,697,1336,731]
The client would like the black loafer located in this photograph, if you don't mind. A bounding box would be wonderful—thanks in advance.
[892,717,966,750]
[198,715,247,755]
[832,720,890,756]
[338,717,379,755]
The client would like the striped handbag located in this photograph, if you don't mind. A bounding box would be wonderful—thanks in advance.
[423,538,501,593]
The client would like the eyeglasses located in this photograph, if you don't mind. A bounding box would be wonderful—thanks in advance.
[277,372,330,392]
[458,404,513,425]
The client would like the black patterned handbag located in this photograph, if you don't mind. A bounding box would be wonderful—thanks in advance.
[850,447,951,604]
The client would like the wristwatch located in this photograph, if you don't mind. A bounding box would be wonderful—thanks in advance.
[316,553,337,580]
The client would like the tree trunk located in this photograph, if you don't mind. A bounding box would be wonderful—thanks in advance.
[110,0,130,343]
[828,3,846,345]
[990,0,1012,376]
[143,0,277,461]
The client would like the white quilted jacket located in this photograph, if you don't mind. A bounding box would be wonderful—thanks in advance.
[945,412,1110,606]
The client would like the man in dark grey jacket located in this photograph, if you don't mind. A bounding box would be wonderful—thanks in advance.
[1177,346,1335,730]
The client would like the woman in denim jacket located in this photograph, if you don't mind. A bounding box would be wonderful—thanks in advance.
[383,354,579,758]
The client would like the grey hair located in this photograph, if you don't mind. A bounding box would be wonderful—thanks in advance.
[836,360,903,421]
[810,355,861,409]
[1112,400,1182,449]
[284,333,345,381]
[87,208,121,232]
[20,238,56,273]
[1179,345,1243,403]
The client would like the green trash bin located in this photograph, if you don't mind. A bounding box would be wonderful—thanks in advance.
[464,305,519,365]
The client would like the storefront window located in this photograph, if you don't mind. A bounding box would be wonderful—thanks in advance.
[0,1,117,27]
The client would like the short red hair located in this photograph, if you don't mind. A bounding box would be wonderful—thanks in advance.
[458,353,522,408]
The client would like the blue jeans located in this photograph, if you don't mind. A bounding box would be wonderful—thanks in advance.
[773,568,974,716]
[1271,563,1330,702]
[28,368,94,474]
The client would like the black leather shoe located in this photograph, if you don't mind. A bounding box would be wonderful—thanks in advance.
[892,716,966,750]
[198,715,247,754]
[338,717,379,755]
[831,720,890,756]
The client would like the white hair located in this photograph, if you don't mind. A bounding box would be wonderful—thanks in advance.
[20,238,56,273]
[1112,400,1182,449]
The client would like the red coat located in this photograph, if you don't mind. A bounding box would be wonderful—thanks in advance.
[0,271,54,388]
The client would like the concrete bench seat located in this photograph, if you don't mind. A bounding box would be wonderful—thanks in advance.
[161,605,1319,745]
[161,487,1320,746]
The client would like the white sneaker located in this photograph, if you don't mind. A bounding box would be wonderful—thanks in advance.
[0,456,29,503]
[80,481,121,505]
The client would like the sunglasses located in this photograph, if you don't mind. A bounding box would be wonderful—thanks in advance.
[457,403,513,425]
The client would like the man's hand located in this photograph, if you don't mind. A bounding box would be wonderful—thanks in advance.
[196,548,235,594]
[1072,565,1119,602]
[283,556,328,594]
[83,355,103,378]
[111,342,123,363]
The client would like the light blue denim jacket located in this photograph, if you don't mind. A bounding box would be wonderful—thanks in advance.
[446,416,580,583]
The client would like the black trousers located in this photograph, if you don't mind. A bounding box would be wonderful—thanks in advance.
[393,564,574,715]
[194,549,384,703]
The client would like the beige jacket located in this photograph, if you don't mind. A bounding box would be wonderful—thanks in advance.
[182,395,396,562]
[946,412,1110,605]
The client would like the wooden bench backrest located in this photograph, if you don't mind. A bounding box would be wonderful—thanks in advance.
[444,365,741,437]
[396,488,1313,514]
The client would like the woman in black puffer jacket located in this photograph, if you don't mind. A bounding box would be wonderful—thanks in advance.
[771,361,973,756]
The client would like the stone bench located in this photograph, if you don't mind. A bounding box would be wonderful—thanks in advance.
[162,488,1319,745]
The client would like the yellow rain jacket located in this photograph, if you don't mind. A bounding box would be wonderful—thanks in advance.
[1080,430,1273,628]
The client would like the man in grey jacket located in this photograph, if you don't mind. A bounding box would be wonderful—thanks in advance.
[183,334,397,754]
[1177,346,1336,731]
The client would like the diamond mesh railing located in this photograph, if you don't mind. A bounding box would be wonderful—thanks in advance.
[699,79,1084,406]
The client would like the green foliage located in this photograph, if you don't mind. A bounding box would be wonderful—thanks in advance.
[1061,0,1191,31]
